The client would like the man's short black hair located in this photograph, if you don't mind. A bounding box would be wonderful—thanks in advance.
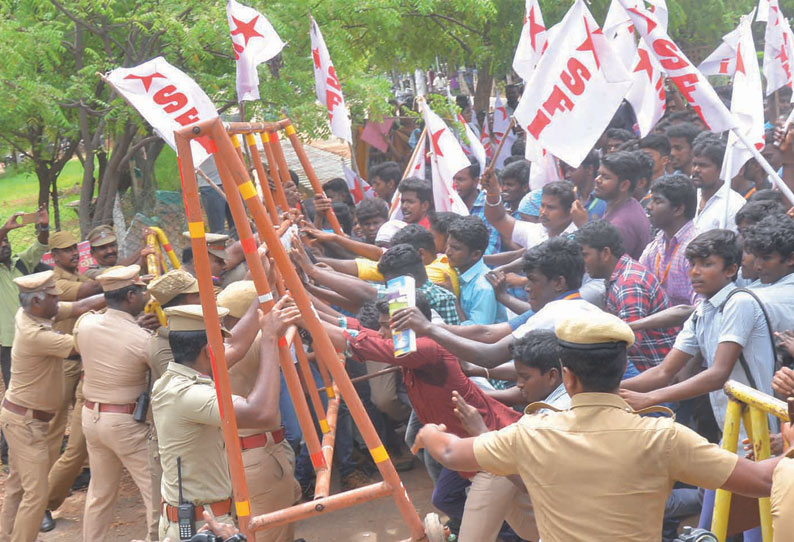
[651,174,697,219]
[377,243,427,281]
[748,188,786,205]
[463,155,480,180]
[582,149,600,171]
[685,229,742,269]
[163,293,191,309]
[355,198,389,223]
[665,122,702,145]
[632,150,655,184]
[370,161,402,186]
[331,202,353,235]
[605,127,634,143]
[742,215,794,259]
[601,151,641,190]
[391,224,435,253]
[501,160,530,187]
[522,237,584,290]
[542,180,575,211]
[169,329,209,365]
[398,177,432,203]
[104,284,144,307]
[559,342,627,392]
[428,212,458,235]
[456,94,470,110]
[510,330,561,374]
[510,138,526,157]
[692,138,727,167]
[735,200,787,227]
[638,134,671,156]
[375,291,432,320]
[357,301,380,331]
[447,216,489,253]
[182,246,193,265]
[323,177,350,196]
[575,219,625,257]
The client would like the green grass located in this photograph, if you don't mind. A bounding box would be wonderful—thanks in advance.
[0,148,182,249]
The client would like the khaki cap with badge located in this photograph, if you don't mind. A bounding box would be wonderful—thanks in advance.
[148,269,200,305]
[86,225,117,247]
[13,269,63,295]
[182,232,230,260]
[555,311,636,349]
[216,280,257,319]
[49,230,79,250]
[96,264,146,292]
[164,304,231,337]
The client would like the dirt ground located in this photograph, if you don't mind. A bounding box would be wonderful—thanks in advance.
[0,460,437,542]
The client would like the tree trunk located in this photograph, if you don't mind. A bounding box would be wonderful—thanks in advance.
[473,65,493,118]
[51,176,60,230]
[92,122,137,228]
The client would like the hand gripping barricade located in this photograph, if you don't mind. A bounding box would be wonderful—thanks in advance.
[145,226,181,326]
[174,116,443,541]
[711,380,793,542]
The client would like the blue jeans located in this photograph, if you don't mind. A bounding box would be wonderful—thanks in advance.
[431,468,470,524]
[279,372,302,452]
[199,185,232,233]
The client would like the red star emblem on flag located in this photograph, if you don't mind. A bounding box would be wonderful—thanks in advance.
[528,6,545,50]
[627,8,657,34]
[576,17,601,70]
[735,43,746,76]
[430,128,445,157]
[312,48,321,69]
[633,48,654,82]
[124,71,166,92]
[230,15,264,47]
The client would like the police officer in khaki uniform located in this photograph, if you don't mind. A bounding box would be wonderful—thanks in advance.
[77,265,156,541]
[181,232,247,288]
[83,225,155,280]
[44,231,104,532]
[152,298,299,540]
[218,281,301,542]
[414,311,793,542]
[772,449,794,541]
[0,270,102,542]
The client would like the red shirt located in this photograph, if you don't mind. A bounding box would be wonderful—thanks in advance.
[344,322,521,438]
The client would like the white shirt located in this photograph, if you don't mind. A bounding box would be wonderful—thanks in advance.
[694,185,745,234]
[513,298,603,339]
[511,220,577,249]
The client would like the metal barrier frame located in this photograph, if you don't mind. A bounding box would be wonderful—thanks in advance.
[173,117,428,541]
[711,380,791,541]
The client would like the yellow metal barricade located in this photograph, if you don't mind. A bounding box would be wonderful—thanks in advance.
[142,227,180,327]
[712,380,791,541]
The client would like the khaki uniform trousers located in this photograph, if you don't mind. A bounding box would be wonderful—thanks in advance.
[243,439,301,542]
[81,406,155,542]
[0,408,51,542]
[160,508,234,542]
[46,358,82,463]
[147,428,163,537]
[458,472,539,542]
[47,378,87,510]
[365,360,411,422]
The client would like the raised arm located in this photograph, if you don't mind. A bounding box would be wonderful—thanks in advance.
[481,170,516,241]
[629,305,694,331]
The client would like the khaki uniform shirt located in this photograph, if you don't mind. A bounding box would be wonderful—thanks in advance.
[148,327,173,380]
[473,393,739,542]
[77,308,152,404]
[53,266,89,335]
[227,334,282,437]
[152,362,237,505]
[772,456,794,541]
[6,304,75,412]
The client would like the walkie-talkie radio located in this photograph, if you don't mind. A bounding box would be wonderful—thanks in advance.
[177,457,195,541]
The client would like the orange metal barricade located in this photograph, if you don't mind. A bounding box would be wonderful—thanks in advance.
[174,117,429,541]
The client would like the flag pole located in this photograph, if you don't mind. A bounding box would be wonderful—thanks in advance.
[482,117,516,178]
[401,127,427,180]
[733,128,794,206]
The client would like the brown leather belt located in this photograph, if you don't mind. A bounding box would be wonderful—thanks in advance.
[239,428,285,450]
[2,399,55,422]
[163,498,233,522]
[84,400,136,414]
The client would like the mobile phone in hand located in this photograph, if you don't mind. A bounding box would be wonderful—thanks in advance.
[19,212,37,225]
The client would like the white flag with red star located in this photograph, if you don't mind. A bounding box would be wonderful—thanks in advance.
[226,0,284,103]
[621,0,736,133]
[721,13,765,184]
[513,0,548,82]
[492,94,516,169]
[343,165,374,204]
[458,113,486,175]
[310,16,352,143]
[480,114,493,159]
[514,0,632,167]
[420,100,469,215]
[107,57,218,167]
[762,0,792,95]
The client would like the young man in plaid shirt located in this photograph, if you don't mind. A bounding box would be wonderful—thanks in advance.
[576,220,677,371]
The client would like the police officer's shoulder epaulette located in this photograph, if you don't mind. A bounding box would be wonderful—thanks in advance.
[524,401,563,415]
[631,405,675,418]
